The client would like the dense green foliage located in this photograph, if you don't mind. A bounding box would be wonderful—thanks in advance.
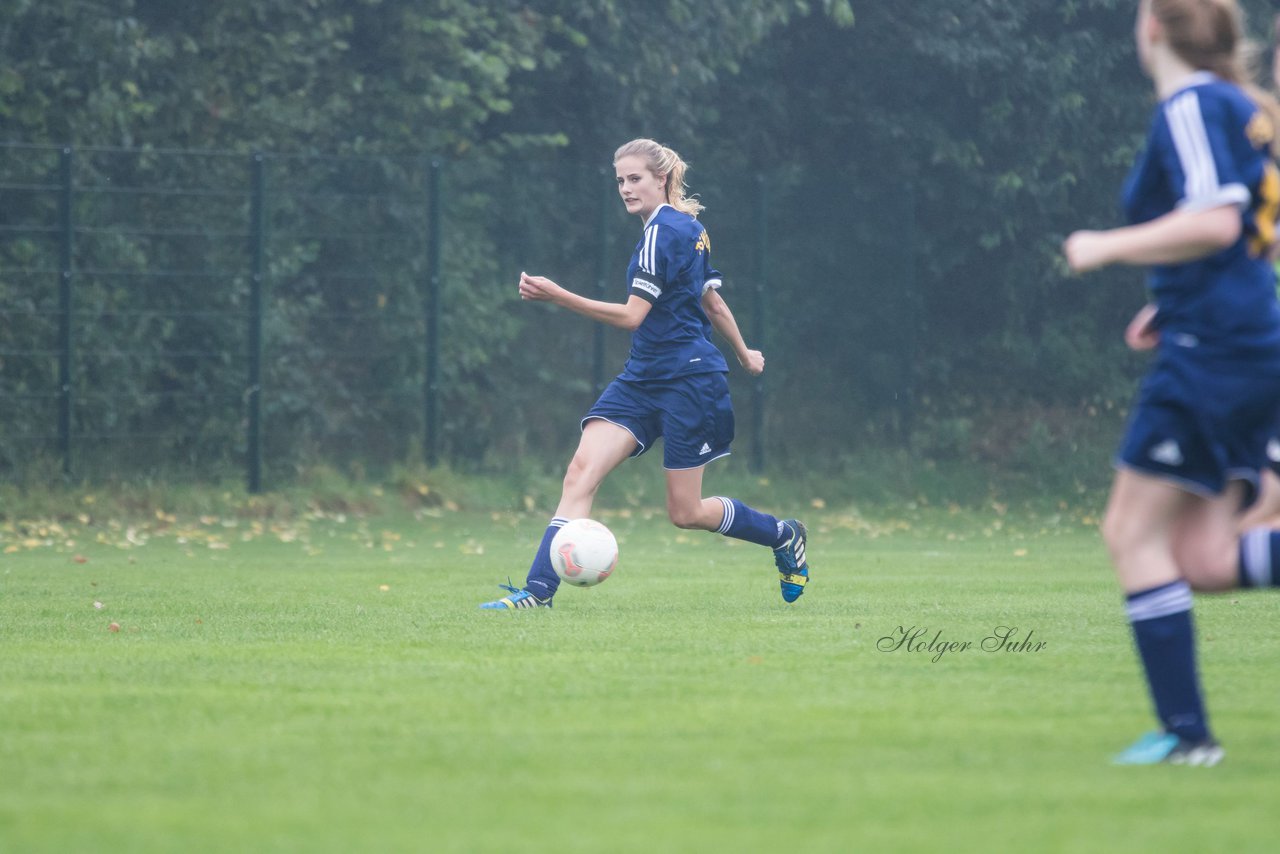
[1,1,1278,479]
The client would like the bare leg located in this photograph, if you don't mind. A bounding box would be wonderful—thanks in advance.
[482,419,638,607]
[1102,467,1217,753]
[554,419,640,519]
[663,465,727,530]
[1101,467,1193,592]
[1172,481,1248,591]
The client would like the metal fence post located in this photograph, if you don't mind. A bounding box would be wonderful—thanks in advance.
[900,184,917,446]
[751,175,768,474]
[593,166,609,395]
[57,147,74,478]
[247,152,266,493]
[424,159,443,467]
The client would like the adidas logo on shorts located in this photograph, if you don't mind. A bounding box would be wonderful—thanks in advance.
[1149,439,1183,466]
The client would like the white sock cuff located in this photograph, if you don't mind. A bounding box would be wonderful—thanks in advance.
[1241,527,1273,587]
[1126,580,1193,623]
[713,496,734,535]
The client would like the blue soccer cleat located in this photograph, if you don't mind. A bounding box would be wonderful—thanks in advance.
[1112,731,1224,766]
[479,582,552,611]
[773,519,810,603]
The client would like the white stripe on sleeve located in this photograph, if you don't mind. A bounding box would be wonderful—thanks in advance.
[640,225,658,275]
[1165,92,1220,204]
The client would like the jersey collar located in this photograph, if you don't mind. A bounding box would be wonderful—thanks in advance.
[644,203,671,228]
[1167,70,1218,98]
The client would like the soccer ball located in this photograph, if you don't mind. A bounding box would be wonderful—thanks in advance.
[549,519,618,587]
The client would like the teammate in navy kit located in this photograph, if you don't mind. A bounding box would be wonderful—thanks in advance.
[1064,0,1280,766]
[1236,12,1280,532]
[481,139,810,610]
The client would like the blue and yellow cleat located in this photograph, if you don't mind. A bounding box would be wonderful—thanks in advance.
[773,519,809,603]
[1112,731,1224,766]
[479,582,552,611]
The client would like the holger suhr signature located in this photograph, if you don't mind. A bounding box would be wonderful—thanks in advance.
[877,626,1047,663]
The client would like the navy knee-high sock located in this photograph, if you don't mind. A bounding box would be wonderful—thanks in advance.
[713,497,785,547]
[524,517,569,600]
[1238,528,1280,588]
[1126,580,1210,742]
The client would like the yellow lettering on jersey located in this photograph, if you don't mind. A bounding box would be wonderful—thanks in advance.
[694,230,711,254]
[1249,160,1279,259]
[1246,112,1275,150]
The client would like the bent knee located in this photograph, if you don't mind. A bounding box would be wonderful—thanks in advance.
[667,500,713,530]
[1101,510,1142,562]
[667,508,703,530]
[563,455,601,493]
[1172,543,1239,591]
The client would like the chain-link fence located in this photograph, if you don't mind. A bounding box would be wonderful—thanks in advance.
[1,143,917,488]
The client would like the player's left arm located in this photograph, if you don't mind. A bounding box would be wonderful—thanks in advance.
[702,286,764,375]
[518,272,652,331]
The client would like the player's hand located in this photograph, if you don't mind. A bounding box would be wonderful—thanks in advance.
[1124,302,1160,351]
[739,349,764,376]
[1063,230,1113,274]
[518,272,563,303]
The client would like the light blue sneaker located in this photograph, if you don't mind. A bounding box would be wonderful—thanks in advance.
[773,519,809,603]
[479,582,552,611]
[1112,731,1224,766]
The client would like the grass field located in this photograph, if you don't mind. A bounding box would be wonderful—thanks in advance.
[2,498,1278,852]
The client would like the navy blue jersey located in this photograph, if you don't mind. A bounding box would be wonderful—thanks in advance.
[1122,72,1280,369]
[620,204,729,381]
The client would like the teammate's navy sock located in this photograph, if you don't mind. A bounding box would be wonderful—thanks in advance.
[1126,580,1210,742]
[524,517,569,600]
[713,497,785,547]
[1238,528,1280,588]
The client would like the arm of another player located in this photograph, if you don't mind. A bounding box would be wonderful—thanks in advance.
[1063,204,1241,274]
[518,272,652,332]
[701,286,764,375]
[1125,302,1160,351]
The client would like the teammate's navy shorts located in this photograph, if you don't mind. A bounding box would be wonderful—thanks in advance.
[582,372,735,470]
[1117,355,1280,505]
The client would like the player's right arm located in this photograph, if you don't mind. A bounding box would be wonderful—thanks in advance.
[1064,204,1241,273]
[518,272,652,331]
[1066,88,1256,274]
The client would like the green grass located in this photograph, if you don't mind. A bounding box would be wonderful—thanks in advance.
[2,503,1278,853]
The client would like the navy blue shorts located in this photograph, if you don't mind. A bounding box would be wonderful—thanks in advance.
[582,373,735,470]
[1117,356,1280,503]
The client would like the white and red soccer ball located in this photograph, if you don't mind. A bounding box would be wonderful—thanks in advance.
[549,519,618,587]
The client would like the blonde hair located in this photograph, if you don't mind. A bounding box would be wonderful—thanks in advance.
[1151,0,1280,153]
[613,139,704,217]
